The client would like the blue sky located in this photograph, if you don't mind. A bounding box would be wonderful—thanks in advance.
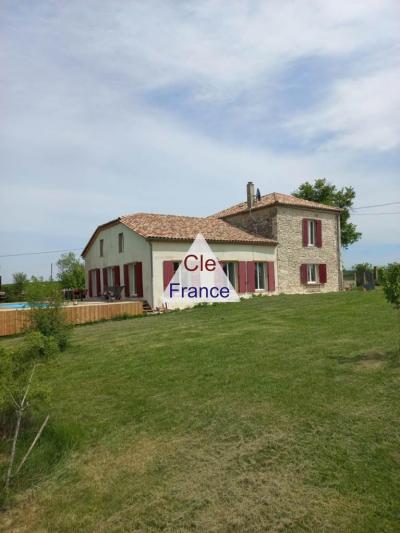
[0,0,399,282]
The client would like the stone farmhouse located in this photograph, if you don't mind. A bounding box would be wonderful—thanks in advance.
[82,182,342,309]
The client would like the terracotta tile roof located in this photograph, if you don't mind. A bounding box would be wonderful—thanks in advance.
[212,192,342,218]
[120,213,277,245]
[82,213,277,256]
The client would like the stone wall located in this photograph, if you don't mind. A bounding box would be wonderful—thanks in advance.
[223,206,278,240]
[221,205,341,294]
[276,206,341,294]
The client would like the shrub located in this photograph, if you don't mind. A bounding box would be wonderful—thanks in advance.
[0,335,53,438]
[382,263,400,309]
[26,279,70,351]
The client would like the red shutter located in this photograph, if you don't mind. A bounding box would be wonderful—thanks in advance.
[267,262,275,292]
[135,262,143,297]
[319,264,327,284]
[103,268,108,290]
[300,264,307,284]
[238,261,247,293]
[163,261,174,290]
[96,269,101,296]
[113,265,120,286]
[246,261,256,292]
[316,220,322,248]
[88,270,93,297]
[302,219,308,247]
[124,264,130,297]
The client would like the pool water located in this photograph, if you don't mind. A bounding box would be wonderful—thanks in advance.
[0,302,48,309]
[0,302,29,309]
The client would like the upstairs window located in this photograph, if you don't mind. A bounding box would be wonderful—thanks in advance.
[99,239,104,257]
[118,232,124,253]
[303,218,322,247]
[308,220,316,246]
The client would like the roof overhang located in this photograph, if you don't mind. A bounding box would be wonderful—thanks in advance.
[81,218,121,257]
[218,201,342,219]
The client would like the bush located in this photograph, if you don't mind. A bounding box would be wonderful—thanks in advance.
[0,334,53,438]
[29,307,70,351]
[26,279,70,351]
[382,263,400,309]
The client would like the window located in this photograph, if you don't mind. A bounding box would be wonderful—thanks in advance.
[107,266,115,287]
[308,220,316,246]
[255,262,266,290]
[129,263,136,295]
[307,264,318,284]
[171,261,183,284]
[118,233,124,253]
[223,262,237,289]
[99,239,104,257]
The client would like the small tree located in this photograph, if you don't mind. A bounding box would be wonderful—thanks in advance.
[56,252,85,290]
[12,272,28,300]
[26,279,70,351]
[382,263,400,309]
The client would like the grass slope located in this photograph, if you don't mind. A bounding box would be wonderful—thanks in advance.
[0,290,399,531]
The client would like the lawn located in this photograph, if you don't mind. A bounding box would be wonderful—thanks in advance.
[0,290,399,531]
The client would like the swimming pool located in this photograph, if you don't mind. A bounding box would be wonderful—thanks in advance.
[0,302,48,309]
[0,302,29,309]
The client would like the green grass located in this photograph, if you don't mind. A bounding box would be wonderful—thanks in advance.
[0,290,399,531]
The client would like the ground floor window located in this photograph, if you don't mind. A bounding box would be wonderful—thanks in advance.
[255,262,266,290]
[307,264,318,283]
[223,262,237,289]
[90,270,96,291]
[107,266,115,287]
[129,263,136,295]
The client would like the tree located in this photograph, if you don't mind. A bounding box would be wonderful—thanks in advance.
[353,263,372,276]
[12,272,28,300]
[382,263,400,309]
[292,178,361,248]
[56,252,85,290]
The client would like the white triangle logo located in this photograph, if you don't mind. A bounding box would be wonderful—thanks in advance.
[162,233,240,308]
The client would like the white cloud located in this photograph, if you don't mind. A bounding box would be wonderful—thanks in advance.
[287,65,400,151]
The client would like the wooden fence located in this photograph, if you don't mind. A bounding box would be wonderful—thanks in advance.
[0,301,143,337]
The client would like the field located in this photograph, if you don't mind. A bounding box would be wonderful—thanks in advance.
[0,290,399,531]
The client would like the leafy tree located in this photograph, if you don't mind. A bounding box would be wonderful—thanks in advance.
[353,263,372,276]
[56,252,85,290]
[12,272,28,297]
[382,263,400,309]
[292,178,361,248]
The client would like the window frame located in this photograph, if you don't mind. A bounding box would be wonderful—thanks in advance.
[255,262,267,291]
[106,266,115,287]
[308,219,316,246]
[118,232,124,253]
[99,239,104,257]
[223,262,237,289]
[307,264,319,284]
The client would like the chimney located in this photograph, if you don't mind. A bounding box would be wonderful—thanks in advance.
[247,181,254,209]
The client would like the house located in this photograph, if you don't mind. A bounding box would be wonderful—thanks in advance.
[82,182,342,308]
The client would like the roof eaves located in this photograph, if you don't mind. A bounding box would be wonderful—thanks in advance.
[147,236,278,246]
[81,217,121,257]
